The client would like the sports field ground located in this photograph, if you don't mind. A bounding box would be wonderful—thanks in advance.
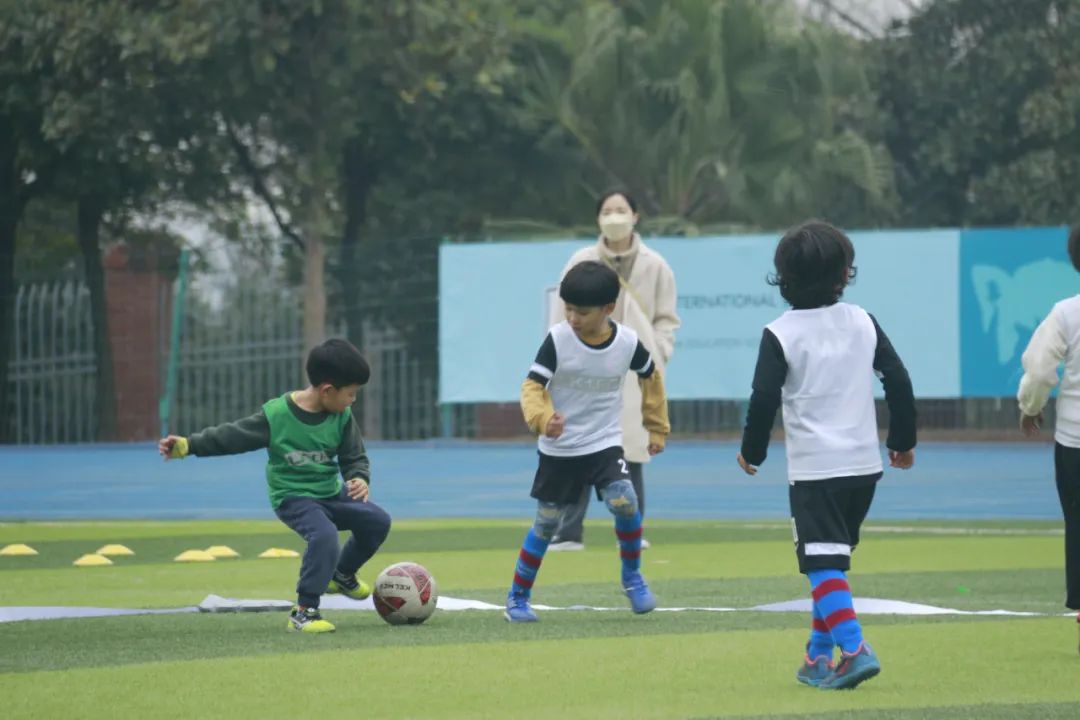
[3,517,1077,719]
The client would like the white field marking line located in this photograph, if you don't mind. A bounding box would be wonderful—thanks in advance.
[739,523,1063,537]
[7,595,1070,623]
[0,606,199,623]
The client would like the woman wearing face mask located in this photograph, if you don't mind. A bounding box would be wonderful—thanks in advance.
[547,190,681,551]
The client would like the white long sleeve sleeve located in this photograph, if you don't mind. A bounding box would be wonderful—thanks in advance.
[1018,309,1067,416]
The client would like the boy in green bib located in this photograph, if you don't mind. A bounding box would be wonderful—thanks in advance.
[158,339,391,633]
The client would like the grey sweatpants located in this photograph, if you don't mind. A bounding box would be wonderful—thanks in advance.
[551,461,644,544]
[274,485,392,608]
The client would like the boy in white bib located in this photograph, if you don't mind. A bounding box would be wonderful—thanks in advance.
[505,261,670,622]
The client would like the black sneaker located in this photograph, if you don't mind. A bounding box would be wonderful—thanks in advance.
[286,605,335,633]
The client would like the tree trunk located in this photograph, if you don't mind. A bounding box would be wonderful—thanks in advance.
[77,197,117,441]
[339,138,378,350]
[301,109,329,359]
[303,215,327,355]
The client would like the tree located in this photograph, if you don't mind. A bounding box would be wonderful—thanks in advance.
[0,0,58,441]
[209,1,535,353]
[15,1,233,439]
[0,0,234,440]
[12,198,78,283]
[516,0,896,233]
[876,0,1080,226]
[332,1,530,350]
[199,1,369,357]
[1,0,550,442]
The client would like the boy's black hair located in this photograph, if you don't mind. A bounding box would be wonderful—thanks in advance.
[306,338,370,387]
[560,260,620,307]
[1069,225,1080,273]
[595,189,638,215]
[767,220,857,309]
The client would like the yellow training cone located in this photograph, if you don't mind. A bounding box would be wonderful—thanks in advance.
[96,544,135,556]
[174,550,216,563]
[73,553,113,567]
[0,544,38,556]
[258,548,300,559]
[205,545,240,559]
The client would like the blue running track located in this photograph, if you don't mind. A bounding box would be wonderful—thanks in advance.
[0,441,1060,521]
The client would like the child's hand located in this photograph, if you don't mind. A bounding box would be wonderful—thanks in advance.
[158,435,188,460]
[545,412,565,439]
[345,478,369,502]
[1021,412,1043,437]
[736,453,757,476]
[647,442,664,456]
[889,449,915,469]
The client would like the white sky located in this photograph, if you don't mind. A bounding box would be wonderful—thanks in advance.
[794,0,926,35]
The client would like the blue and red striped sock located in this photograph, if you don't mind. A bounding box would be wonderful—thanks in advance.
[510,529,549,597]
[808,600,835,659]
[615,512,643,579]
[807,569,863,654]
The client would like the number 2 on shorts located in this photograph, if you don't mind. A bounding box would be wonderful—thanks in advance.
[618,458,629,475]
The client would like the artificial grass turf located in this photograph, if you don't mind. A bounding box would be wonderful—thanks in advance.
[3,520,1076,719]
[4,619,1079,720]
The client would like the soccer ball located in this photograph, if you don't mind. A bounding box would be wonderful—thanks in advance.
[373,561,438,625]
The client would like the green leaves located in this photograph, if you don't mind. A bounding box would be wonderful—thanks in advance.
[516,0,895,231]
[877,0,1080,226]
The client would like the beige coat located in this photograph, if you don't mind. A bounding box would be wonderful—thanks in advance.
[554,234,680,462]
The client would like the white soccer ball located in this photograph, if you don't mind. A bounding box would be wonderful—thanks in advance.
[373,561,438,625]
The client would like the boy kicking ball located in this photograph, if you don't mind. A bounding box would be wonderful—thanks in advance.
[505,260,670,622]
[159,339,391,633]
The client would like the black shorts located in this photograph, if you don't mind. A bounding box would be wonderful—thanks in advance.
[789,473,881,574]
[531,446,630,505]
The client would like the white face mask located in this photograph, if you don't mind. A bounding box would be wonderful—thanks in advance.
[599,212,634,243]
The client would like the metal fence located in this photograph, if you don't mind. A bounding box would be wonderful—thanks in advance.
[166,282,305,436]
[167,281,443,441]
[6,280,97,444]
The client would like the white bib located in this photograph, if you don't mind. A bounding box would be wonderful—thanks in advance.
[767,303,884,480]
[540,321,639,457]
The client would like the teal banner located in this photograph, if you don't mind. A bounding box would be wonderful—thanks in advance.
[959,226,1076,397]
[440,228,966,403]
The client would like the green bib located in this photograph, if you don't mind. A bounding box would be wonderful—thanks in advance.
[263,394,349,508]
